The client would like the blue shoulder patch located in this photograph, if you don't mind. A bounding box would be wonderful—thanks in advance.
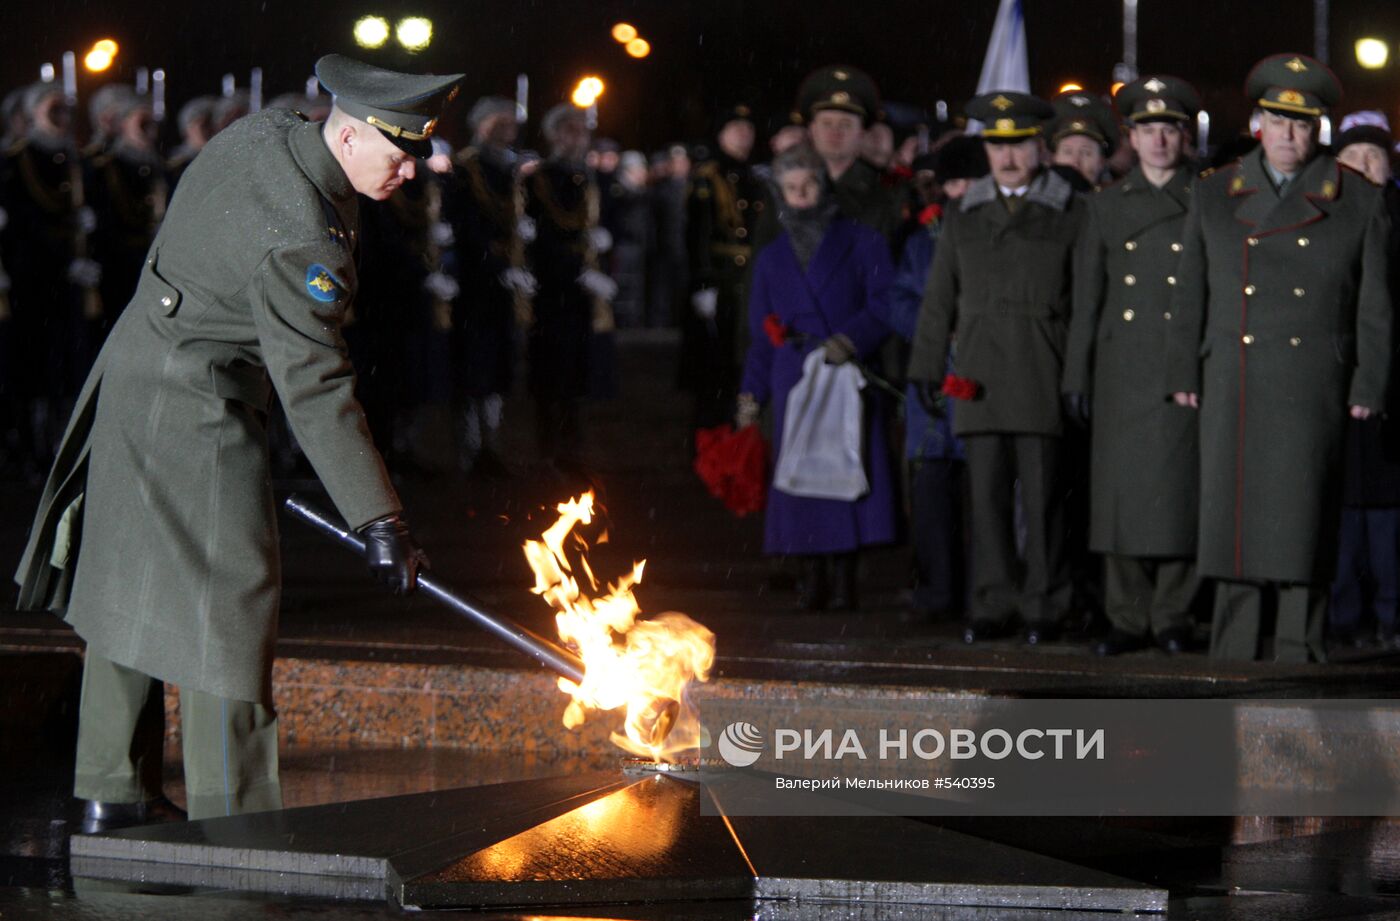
[305,264,343,302]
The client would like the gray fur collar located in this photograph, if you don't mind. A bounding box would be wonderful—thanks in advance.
[961,167,1073,213]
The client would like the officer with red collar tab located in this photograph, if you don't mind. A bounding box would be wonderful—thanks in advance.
[1165,53,1393,663]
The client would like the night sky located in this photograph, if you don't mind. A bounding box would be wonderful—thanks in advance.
[3,0,1400,152]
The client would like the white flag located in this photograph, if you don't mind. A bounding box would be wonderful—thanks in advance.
[975,0,1030,97]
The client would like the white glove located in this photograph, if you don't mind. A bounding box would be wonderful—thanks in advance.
[430,220,455,248]
[691,287,718,319]
[500,267,538,296]
[588,226,613,254]
[577,268,618,302]
[77,206,97,235]
[516,216,537,243]
[423,270,460,301]
[68,257,102,287]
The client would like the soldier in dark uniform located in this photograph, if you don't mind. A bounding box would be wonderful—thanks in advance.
[908,92,1085,645]
[442,95,533,475]
[83,84,135,159]
[1063,75,1205,655]
[14,54,457,827]
[524,103,616,468]
[679,104,765,432]
[89,92,167,337]
[1165,54,1392,663]
[1049,90,1120,190]
[165,95,217,188]
[0,82,102,473]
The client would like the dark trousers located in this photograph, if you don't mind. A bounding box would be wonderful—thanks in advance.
[909,458,966,617]
[1210,580,1328,663]
[1331,506,1400,636]
[1104,555,1198,636]
[963,434,1070,626]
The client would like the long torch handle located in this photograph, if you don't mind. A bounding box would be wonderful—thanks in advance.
[283,495,586,685]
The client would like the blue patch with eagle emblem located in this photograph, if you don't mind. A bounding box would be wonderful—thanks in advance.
[305,264,343,302]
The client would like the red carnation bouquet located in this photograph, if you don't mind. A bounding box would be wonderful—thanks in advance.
[694,423,769,517]
[762,313,789,348]
[918,203,943,226]
[942,374,980,400]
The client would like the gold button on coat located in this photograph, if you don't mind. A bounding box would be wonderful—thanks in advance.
[1247,237,1259,246]
[160,296,172,307]
[1293,287,1305,297]
[1290,336,1302,346]
[1244,285,1256,295]
[1124,241,1137,251]
[1167,276,1177,285]
[1123,309,1135,321]
[1170,242,1182,252]
[1164,311,1173,320]
[1242,334,1255,344]
[1124,274,1136,285]
[1298,237,1309,247]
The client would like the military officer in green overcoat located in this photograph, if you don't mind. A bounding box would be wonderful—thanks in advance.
[13,54,459,827]
[1048,90,1120,190]
[908,92,1085,645]
[1063,75,1204,655]
[1165,54,1392,663]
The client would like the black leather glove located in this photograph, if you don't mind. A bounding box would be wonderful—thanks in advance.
[360,515,429,595]
[1062,391,1090,426]
[912,378,946,418]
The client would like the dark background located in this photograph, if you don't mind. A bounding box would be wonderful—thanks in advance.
[2,0,1399,151]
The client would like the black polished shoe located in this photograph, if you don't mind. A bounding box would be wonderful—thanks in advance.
[1154,626,1197,654]
[81,796,187,834]
[962,620,1010,644]
[1023,622,1061,646]
[1094,629,1150,657]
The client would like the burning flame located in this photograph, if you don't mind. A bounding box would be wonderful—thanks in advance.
[523,492,715,760]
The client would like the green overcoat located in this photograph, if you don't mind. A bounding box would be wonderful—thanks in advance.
[14,110,401,704]
[908,168,1085,436]
[1064,165,1199,556]
[1164,148,1392,584]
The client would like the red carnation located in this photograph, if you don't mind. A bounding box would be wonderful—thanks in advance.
[763,313,789,348]
[918,203,943,226]
[941,374,980,401]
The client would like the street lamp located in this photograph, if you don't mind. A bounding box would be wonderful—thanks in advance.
[1058,81,1084,94]
[396,17,433,52]
[611,23,637,43]
[571,76,604,108]
[1356,37,1389,69]
[83,38,118,72]
[354,16,390,49]
[625,38,651,59]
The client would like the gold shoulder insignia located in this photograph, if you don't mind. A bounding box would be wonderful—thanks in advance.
[1321,179,1336,199]
[1230,175,1245,193]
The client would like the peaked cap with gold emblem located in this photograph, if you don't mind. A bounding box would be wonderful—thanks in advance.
[1050,90,1120,154]
[1244,53,1341,119]
[793,65,881,127]
[315,54,464,157]
[1115,74,1201,125]
[966,90,1055,140]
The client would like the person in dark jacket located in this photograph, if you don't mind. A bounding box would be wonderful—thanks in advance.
[887,136,987,621]
[1330,111,1400,650]
[737,144,897,610]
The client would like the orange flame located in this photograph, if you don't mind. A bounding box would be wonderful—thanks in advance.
[523,492,715,760]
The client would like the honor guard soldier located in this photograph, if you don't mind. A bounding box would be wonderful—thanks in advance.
[908,92,1084,645]
[0,82,102,471]
[524,103,616,468]
[1048,90,1120,190]
[15,54,460,828]
[1063,75,1205,655]
[442,95,533,475]
[1165,54,1393,663]
[679,104,765,432]
[165,95,218,187]
[89,92,168,334]
[83,84,136,158]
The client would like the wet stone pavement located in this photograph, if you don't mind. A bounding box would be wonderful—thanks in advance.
[2,332,1400,918]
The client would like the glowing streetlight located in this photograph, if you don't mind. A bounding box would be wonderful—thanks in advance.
[625,38,651,59]
[94,39,118,55]
[354,16,390,49]
[611,23,637,43]
[571,76,605,108]
[396,16,433,52]
[1356,37,1389,70]
[1110,81,1125,96]
[1058,82,1084,95]
[84,50,113,72]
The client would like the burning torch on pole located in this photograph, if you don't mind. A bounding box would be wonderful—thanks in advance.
[283,495,692,752]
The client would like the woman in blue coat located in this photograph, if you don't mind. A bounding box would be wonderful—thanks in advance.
[736,144,897,610]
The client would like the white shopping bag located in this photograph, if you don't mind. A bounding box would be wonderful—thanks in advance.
[773,348,869,501]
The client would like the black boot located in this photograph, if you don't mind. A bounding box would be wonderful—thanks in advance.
[80,796,187,834]
[798,556,829,611]
[829,552,859,611]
